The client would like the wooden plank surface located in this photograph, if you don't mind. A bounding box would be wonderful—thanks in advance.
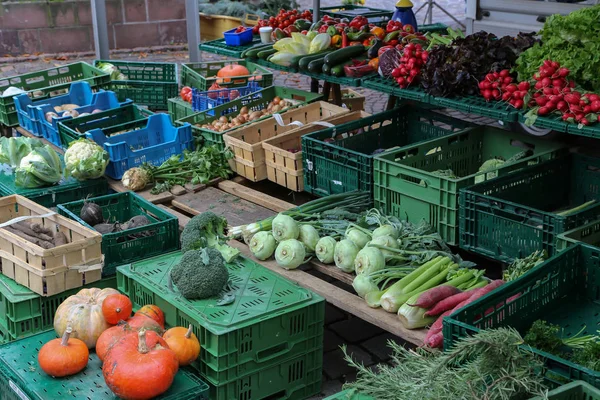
[171,187,275,226]
[218,180,295,212]
[107,178,174,204]
[230,240,427,346]
[158,205,190,231]
[309,260,355,286]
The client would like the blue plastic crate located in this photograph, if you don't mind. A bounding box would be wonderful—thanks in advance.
[223,27,254,46]
[191,81,261,114]
[86,113,193,179]
[13,81,95,137]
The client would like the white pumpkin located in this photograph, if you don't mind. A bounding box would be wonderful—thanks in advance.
[54,287,120,349]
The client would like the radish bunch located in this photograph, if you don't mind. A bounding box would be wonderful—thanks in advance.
[391,43,429,89]
[479,69,530,109]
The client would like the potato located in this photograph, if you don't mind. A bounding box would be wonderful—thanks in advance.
[92,109,103,114]
[45,112,58,122]
[240,106,249,115]
[53,106,63,113]
[61,104,79,111]
[219,116,228,123]
[271,105,281,113]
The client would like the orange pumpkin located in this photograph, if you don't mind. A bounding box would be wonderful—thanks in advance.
[38,325,89,377]
[127,315,164,335]
[134,305,165,328]
[96,322,136,362]
[103,330,179,400]
[216,64,250,83]
[102,294,133,325]
[163,324,201,366]
[54,287,119,349]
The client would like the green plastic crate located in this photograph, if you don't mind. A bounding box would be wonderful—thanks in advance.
[94,60,177,110]
[209,348,322,400]
[176,86,322,151]
[519,112,569,133]
[325,390,375,400]
[57,192,180,276]
[58,104,153,148]
[200,38,262,58]
[374,126,566,246]
[117,252,325,387]
[0,275,116,342]
[0,330,209,400]
[361,75,430,102]
[304,71,362,87]
[557,219,600,252]
[459,153,600,262]
[180,60,273,91]
[532,381,600,400]
[443,243,600,389]
[0,62,110,127]
[567,121,600,139]
[302,106,473,197]
[168,97,195,121]
[0,171,108,209]
[431,95,519,122]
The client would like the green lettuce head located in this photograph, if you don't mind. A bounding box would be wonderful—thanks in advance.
[64,139,109,181]
[15,145,63,188]
[0,137,44,167]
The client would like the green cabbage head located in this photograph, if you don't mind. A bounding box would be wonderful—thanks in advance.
[15,145,63,188]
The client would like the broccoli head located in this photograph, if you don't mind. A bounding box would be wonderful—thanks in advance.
[181,211,240,262]
[170,248,229,300]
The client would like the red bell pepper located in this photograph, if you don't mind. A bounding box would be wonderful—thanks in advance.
[318,25,329,33]
[344,64,375,78]
[342,31,349,48]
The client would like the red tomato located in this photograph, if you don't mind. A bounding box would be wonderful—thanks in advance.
[180,87,191,99]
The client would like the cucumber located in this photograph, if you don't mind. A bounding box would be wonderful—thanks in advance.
[307,57,327,73]
[243,44,273,58]
[322,63,332,74]
[298,51,333,71]
[324,45,366,67]
[331,60,354,77]
[257,48,277,59]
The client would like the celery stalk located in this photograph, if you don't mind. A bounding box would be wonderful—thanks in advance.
[398,293,437,329]
[402,258,452,294]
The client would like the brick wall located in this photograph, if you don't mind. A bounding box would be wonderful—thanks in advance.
[0,0,187,56]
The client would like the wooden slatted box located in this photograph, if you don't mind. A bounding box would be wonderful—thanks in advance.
[0,195,102,296]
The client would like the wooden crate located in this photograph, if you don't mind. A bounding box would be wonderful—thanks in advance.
[262,111,371,191]
[328,88,366,111]
[223,101,348,182]
[0,195,102,296]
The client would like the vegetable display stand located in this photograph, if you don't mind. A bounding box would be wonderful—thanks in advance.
[191,81,262,114]
[93,60,178,110]
[431,95,519,122]
[223,101,349,182]
[13,81,95,138]
[0,62,109,127]
[180,60,273,91]
[58,103,153,148]
[324,390,375,400]
[176,86,322,151]
[327,88,366,111]
[0,195,102,296]
[374,126,565,246]
[168,97,194,121]
[0,170,108,209]
[0,330,209,400]
[361,75,431,103]
[262,111,370,192]
[556,219,600,252]
[34,86,133,148]
[57,192,179,276]
[86,113,193,180]
[302,106,472,198]
[459,153,600,262]
[199,13,259,41]
[0,275,116,342]
[518,113,569,134]
[200,37,262,58]
[117,251,325,388]
[531,381,600,400]
[443,243,600,389]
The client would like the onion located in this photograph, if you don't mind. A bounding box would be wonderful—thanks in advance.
[249,231,277,261]
[345,228,370,249]
[240,106,249,115]
[354,247,386,275]
[372,224,399,240]
[219,116,228,123]
[315,236,336,264]
[80,201,103,226]
[45,112,58,122]
[298,225,319,252]
[352,274,380,299]
[272,214,299,241]
[368,235,399,257]
[272,96,281,105]
[334,239,359,273]
[275,239,305,270]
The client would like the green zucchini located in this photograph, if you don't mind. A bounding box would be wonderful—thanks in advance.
[322,63,332,74]
[298,51,333,71]
[331,60,354,77]
[257,48,277,59]
[307,57,327,73]
[243,44,273,58]
[324,45,366,67]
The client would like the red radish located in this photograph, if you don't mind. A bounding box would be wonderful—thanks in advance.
[408,286,461,309]
[425,288,482,317]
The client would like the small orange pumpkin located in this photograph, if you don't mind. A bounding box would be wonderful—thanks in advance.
[96,322,136,362]
[102,294,133,325]
[134,305,165,328]
[163,324,201,366]
[127,315,164,335]
[38,325,89,377]
[216,64,250,83]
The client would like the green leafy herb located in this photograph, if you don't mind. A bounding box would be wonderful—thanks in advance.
[503,250,547,282]
[572,341,600,371]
